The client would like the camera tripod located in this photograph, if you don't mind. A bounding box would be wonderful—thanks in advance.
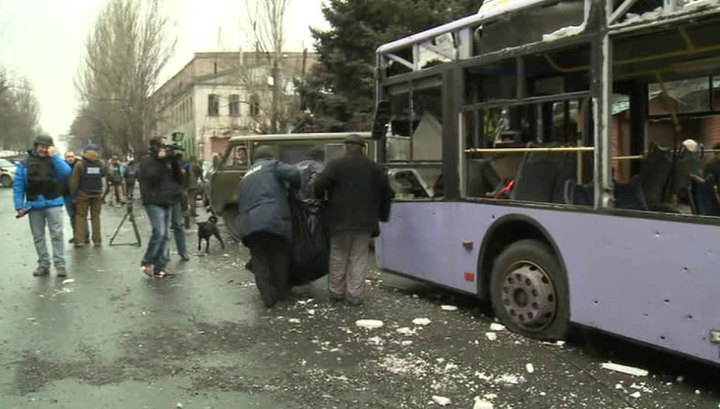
[109,200,142,247]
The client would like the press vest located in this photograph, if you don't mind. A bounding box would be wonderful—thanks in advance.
[25,156,61,201]
[80,161,104,193]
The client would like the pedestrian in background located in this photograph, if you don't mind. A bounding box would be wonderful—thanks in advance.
[62,150,88,244]
[314,134,393,306]
[13,135,72,277]
[70,144,106,248]
[103,156,125,206]
[124,159,137,200]
[296,146,325,201]
[139,136,183,277]
[238,145,300,308]
[185,156,202,217]
[170,152,189,261]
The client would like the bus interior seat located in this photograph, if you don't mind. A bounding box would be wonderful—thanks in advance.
[565,178,648,210]
[688,175,720,216]
[467,158,503,197]
[512,147,577,203]
[638,145,673,207]
[388,168,433,199]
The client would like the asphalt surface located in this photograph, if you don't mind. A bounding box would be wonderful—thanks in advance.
[1,187,719,409]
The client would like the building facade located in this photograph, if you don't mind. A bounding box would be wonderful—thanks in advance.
[153,51,316,160]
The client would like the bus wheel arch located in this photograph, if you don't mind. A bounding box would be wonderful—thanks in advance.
[478,215,570,340]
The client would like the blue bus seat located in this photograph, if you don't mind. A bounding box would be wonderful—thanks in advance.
[688,175,720,216]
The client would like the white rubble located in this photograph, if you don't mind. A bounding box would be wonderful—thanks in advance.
[630,391,641,398]
[432,396,451,406]
[489,323,506,331]
[61,278,75,285]
[401,340,413,346]
[601,362,648,377]
[485,332,497,341]
[412,318,431,326]
[473,398,494,409]
[288,318,300,324]
[355,319,384,329]
[396,327,416,336]
[525,363,534,373]
[368,336,384,345]
[440,305,458,311]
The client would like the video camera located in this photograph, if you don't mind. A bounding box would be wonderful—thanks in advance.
[161,132,185,152]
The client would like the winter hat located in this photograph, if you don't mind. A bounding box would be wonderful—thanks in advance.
[253,145,274,160]
[33,135,54,146]
[84,143,100,152]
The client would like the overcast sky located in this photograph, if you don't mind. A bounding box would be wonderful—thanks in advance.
[0,0,328,139]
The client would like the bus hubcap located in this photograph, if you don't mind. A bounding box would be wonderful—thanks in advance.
[500,262,556,330]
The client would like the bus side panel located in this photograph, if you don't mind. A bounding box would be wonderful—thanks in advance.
[376,202,484,294]
[377,201,720,364]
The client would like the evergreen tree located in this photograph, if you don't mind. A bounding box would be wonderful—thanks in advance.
[294,0,479,132]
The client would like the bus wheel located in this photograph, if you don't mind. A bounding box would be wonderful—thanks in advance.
[222,206,241,242]
[490,239,569,340]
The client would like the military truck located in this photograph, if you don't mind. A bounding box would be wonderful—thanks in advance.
[207,132,374,241]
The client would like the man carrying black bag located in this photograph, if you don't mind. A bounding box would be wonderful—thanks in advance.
[314,134,393,306]
[238,145,300,308]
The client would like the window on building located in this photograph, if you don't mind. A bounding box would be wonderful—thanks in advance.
[208,94,219,116]
[229,94,240,116]
[249,94,260,117]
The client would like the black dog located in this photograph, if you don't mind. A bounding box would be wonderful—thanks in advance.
[197,215,225,253]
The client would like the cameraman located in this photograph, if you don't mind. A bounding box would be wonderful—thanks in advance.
[138,136,183,277]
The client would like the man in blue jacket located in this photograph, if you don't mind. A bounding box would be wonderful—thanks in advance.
[14,135,73,277]
[238,145,300,308]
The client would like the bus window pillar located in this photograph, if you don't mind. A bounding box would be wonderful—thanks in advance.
[591,4,614,209]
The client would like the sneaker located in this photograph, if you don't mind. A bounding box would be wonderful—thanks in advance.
[33,266,50,276]
[56,267,68,277]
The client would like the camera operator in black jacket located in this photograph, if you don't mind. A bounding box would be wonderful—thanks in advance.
[138,136,184,278]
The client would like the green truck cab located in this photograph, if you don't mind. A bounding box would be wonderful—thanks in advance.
[207,132,374,241]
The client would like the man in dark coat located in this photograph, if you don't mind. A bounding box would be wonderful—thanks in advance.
[138,136,184,277]
[314,134,393,305]
[238,145,300,308]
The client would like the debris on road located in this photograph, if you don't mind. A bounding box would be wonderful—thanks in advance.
[288,318,301,324]
[61,278,75,285]
[630,391,641,398]
[356,319,384,329]
[485,332,497,341]
[440,305,458,311]
[526,363,535,373]
[601,362,649,377]
[396,327,416,336]
[489,323,506,331]
[412,318,431,326]
[432,395,451,406]
[473,397,494,409]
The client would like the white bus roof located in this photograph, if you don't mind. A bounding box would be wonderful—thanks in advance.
[228,132,372,144]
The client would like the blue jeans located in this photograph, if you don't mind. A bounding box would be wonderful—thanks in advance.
[28,206,65,268]
[141,204,171,271]
[170,201,187,256]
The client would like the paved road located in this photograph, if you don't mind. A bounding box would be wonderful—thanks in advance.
[0,188,718,408]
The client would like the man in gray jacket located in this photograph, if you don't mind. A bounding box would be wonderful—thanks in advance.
[238,145,301,308]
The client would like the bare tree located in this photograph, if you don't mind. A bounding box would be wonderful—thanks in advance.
[76,0,175,156]
[240,0,293,134]
[0,70,40,150]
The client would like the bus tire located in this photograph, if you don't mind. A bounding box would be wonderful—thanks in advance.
[490,239,569,341]
[222,205,241,242]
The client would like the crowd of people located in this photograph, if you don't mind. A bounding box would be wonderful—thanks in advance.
[13,133,394,308]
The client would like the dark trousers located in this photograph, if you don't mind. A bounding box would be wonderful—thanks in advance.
[75,192,103,245]
[246,233,290,308]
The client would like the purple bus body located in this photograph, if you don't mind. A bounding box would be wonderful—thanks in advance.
[376,201,720,364]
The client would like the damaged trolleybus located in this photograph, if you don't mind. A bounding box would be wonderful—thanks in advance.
[373,0,720,365]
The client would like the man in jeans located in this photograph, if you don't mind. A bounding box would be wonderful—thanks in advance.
[13,135,72,277]
[314,134,393,305]
[62,150,87,244]
[139,136,183,277]
[70,144,106,247]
